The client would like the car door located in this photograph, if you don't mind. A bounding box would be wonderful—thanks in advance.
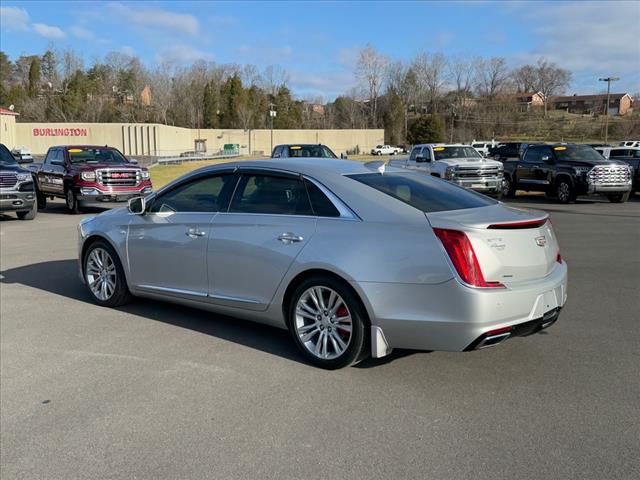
[518,147,550,191]
[48,148,66,195]
[39,148,63,194]
[127,171,238,298]
[207,170,317,311]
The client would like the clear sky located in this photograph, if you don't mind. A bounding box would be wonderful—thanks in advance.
[1,1,638,100]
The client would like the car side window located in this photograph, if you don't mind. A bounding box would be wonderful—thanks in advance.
[523,148,543,163]
[55,149,65,163]
[148,173,237,213]
[273,146,283,158]
[229,173,313,215]
[44,149,54,164]
[304,179,340,217]
[610,149,628,158]
[409,147,421,162]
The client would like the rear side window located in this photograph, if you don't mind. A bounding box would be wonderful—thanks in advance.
[304,180,340,217]
[348,172,496,213]
[230,173,313,215]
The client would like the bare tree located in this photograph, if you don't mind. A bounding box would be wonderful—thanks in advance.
[356,44,388,128]
[149,64,174,124]
[474,57,510,99]
[534,58,571,117]
[512,64,537,93]
[448,56,474,97]
[410,53,447,113]
[262,65,289,97]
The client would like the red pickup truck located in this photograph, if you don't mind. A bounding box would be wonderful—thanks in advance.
[30,145,153,213]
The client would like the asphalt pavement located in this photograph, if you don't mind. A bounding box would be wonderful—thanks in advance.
[1,195,639,480]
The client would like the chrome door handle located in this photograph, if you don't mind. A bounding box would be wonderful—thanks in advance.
[185,228,206,238]
[278,232,304,244]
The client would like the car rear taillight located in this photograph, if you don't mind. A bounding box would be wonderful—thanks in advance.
[433,228,505,289]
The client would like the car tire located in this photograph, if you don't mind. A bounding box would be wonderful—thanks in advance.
[83,240,133,308]
[287,275,368,369]
[36,189,47,209]
[66,187,82,214]
[607,192,630,203]
[16,201,37,220]
[502,175,516,198]
[556,178,575,204]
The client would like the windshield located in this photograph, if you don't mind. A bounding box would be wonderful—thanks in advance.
[433,146,481,161]
[554,145,606,162]
[68,147,129,164]
[348,172,496,213]
[0,144,18,166]
[288,145,337,158]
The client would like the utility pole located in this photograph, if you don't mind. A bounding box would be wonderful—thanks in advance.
[269,103,277,153]
[598,77,619,144]
[450,109,456,143]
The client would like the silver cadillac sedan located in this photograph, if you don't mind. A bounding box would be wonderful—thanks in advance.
[78,158,568,369]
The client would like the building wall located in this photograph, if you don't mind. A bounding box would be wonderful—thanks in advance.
[15,122,385,156]
[0,113,18,148]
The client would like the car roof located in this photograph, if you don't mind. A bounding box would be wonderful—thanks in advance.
[194,158,380,177]
[50,145,117,149]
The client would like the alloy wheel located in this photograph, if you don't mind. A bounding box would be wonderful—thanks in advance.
[557,182,570,202]
[85,247,117,301]
[295,286,353,360]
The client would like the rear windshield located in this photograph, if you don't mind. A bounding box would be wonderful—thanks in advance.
[68,147,129,164]
[348,172,496,213]
[288,145,337,158]
[433,146,481,161]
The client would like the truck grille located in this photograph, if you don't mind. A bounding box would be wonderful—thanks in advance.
[0,172,18,188]
[588,165,631,184]
[96,169,141,187]
[455,166,502,178]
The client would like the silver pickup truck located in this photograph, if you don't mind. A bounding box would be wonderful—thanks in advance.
[403,144,504,197]
[0,143,37,220]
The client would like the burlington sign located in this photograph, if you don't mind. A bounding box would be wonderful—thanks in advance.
[33,127,88,137]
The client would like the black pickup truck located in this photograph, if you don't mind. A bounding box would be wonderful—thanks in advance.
[607,147,640,194]
[502,144,633,203]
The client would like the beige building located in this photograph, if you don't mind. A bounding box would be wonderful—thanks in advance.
[0,108,19,148]
[8,121,384,157]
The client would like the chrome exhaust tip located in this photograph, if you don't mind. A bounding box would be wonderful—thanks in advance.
[476,332,511,349]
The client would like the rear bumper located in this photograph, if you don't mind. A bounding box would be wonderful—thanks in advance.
[0,190,36,211]
[356,260,568,352]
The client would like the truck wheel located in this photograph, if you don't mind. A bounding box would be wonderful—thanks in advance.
[502,175,516,198]
[16,201,37,220]
[556,178,575,204]
[607,192,630,203]
[66,188,82,214]
[36,189,47,209]
[83,240,133,307]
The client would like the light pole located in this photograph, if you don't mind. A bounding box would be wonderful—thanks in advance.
[269,103,277,153]
[599,76,619,144]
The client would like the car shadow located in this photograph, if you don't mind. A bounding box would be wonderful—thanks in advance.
[1,259,419,368]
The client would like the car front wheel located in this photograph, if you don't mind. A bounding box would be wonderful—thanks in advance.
[502,176,516,198]
[556,178,575,203]
[16,201,37,220]
[84,240,132,307]
[66,188,82,214]
[607,192,630,203]
[288,276,367,369]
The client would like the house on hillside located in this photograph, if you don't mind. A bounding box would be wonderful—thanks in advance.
[551,93,633,116]
[515,92,545,112]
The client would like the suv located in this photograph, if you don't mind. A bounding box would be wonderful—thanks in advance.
[502,144,632,203]
[606,147,640,194]
[403,144,504,197]
[272,144,338,159]
[30,145,152,213]
[0,143,37,220]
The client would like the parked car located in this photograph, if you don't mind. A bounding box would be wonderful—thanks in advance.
[606,147,640,193]
[78,158,567,369]
[29,145,152,213]
[0,143,37,220]
[489,142,543,162]
[11,146,34,163]
[403,144,504,197]
[471,140,495,157]
[502,144,633,203]
[371,145,402,155]
[272,144,338,159]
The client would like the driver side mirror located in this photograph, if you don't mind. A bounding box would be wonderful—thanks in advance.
[541,155,554,163]
[51,160,64,166]
[272,153,281,158]
[129,158,139,164]
[128,196,146,215]
[416,155,429,163]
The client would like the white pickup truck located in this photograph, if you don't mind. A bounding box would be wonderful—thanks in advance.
[403,144,504,197]
[371,144,402,155]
